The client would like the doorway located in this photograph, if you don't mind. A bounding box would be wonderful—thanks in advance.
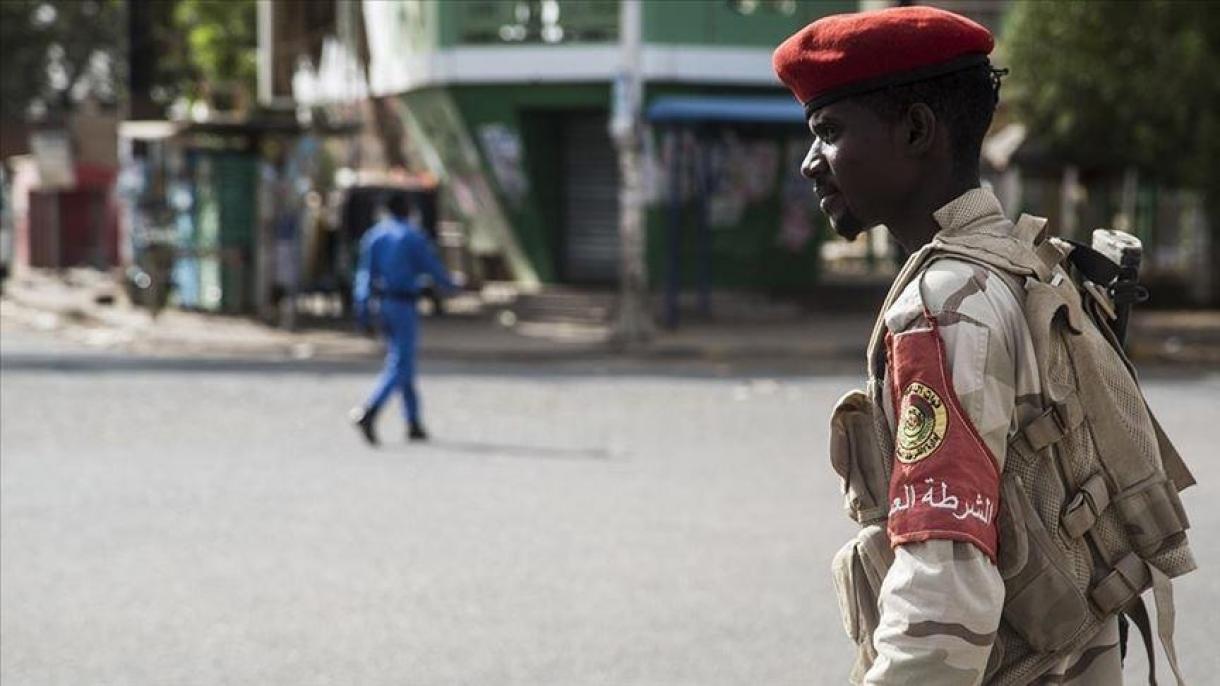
[561,112,620,284]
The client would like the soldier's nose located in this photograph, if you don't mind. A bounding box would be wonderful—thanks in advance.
[801,142,826,179]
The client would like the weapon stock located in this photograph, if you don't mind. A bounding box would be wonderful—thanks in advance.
[1091,229,1149,347]
[1064,229,1149,350]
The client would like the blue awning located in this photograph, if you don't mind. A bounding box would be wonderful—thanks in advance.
[645,96,806,125]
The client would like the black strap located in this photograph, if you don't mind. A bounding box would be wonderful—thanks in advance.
[1119,612,1130,663]
[803,54,990,115]
[1127,598,1158,686]
[1063,239,1120,285]
[1064,238,1147,344]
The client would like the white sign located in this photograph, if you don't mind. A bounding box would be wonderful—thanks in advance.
[30,130,75,189]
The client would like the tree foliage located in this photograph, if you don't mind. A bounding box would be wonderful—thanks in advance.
[1002,0,1220,190]
[173,0,257,105]
[0,0,123,119]
[0,0,258,121]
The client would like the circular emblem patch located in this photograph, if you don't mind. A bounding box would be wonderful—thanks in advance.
[895,381,949,463]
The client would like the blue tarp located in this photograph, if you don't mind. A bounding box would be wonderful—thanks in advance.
[645,96,806,125]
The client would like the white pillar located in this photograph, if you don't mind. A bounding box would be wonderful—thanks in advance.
[256,0,275,106]
[610,0,653,348]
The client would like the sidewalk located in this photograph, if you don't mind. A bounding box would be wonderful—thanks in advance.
[2,268,1217,368]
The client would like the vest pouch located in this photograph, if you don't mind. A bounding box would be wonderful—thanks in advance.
[997,472,1090,653]
[1113,474,1190,559]
[830,390,889,525]
[831,524,893,683]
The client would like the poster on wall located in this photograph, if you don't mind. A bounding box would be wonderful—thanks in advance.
[707,133,780,229]
[477,124,530,206]
[778,139,815,253]
[741,140,779,202]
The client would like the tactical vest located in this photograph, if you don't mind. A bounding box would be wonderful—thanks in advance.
[829,214,1196,685]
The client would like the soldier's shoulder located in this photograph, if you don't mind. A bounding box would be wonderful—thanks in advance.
[885,258,1023,333]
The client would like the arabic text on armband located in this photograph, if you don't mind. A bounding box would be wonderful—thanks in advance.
[889,478,995,524]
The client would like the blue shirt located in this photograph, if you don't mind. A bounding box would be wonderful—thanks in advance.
[353,217,455,316]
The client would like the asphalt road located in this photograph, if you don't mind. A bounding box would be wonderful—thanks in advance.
[2,327,1218,685]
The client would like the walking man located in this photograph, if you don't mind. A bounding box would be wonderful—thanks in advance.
[775,6,1194,685]
[350,191,457,445]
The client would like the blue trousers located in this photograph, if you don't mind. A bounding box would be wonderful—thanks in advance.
[365,299,421,424]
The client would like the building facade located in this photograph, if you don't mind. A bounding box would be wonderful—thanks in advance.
[349,0,856,295]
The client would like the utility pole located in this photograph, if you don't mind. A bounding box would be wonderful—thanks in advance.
[610,0,653,349]
[256,0,275,107]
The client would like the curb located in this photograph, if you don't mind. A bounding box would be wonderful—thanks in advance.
[4,273,1216,369]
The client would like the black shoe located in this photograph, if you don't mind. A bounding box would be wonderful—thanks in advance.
[407,423,429,442]
[350,407,379,446]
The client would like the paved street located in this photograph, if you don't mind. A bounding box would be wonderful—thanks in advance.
[2,325,1218,685]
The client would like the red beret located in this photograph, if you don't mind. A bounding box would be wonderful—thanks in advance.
[773,6,994,115]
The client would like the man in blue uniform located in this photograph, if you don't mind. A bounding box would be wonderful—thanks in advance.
[350,191,457,445]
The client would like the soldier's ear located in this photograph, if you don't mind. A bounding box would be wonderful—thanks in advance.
[902,103,937,157]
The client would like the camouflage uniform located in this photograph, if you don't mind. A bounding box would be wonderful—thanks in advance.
[865,189,1122,685]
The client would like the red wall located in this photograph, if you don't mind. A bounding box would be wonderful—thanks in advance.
[22,164,119,269]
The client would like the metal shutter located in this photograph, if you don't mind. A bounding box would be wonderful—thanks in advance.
[563,114,620,283]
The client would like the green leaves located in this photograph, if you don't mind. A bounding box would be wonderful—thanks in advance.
[173,0,257,102]
[0,0,256,119]
[0,0,123,118]
[1002,0,1220,189]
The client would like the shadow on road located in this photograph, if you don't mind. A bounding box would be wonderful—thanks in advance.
[420,439,616,461]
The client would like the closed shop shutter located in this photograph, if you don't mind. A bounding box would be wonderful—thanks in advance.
[563,114,620,283]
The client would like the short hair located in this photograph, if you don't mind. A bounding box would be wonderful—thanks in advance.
[385,191,412,219]
[852,62,1003,177]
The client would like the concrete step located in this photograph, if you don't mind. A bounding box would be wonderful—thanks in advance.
[509,289,617,325]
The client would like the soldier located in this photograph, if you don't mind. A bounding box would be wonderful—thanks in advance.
[774,6,1194,685]
[349,191,458,446]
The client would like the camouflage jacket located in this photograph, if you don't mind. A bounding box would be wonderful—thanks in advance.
[864,189,1122,685]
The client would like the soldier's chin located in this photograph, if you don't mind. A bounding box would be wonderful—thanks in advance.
[829,212,868,242]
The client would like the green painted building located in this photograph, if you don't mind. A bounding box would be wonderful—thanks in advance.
[361,0,857,293]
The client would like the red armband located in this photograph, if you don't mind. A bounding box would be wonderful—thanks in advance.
[885,314,1000,563]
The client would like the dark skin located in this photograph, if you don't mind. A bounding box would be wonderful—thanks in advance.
[800,98,981,253]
